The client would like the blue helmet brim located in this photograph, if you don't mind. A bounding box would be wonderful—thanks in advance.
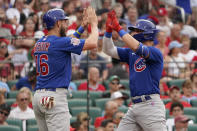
[128,26,144,32]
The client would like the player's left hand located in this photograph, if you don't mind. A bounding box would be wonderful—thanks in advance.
[108,10,123,32]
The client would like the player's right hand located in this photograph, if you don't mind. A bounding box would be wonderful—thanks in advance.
[106,12,113,33]
[81,8,88,28]
[86,6,98,26]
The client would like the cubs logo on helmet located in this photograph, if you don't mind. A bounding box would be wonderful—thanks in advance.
[134,58,146,72]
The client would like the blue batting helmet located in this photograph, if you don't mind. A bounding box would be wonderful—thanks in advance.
[128,19,159,42]
[43,8,69,30]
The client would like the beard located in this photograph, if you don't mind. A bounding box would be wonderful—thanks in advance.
[60,26,66,37]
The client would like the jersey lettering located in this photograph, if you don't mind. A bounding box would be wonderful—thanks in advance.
[34,42,50,52]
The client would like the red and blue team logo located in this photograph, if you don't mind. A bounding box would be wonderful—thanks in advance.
[134,58,146,72]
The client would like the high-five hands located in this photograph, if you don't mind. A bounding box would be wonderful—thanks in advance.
[106,10,123,33]
[86,6,98,26]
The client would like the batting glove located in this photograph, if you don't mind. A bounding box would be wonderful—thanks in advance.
[108,10,123,33]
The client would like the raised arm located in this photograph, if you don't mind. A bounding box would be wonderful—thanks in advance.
[108,10,140,52]
[102,13,120,59]
[82,7,99,50]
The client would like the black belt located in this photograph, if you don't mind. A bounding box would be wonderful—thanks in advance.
[132,95,151,104]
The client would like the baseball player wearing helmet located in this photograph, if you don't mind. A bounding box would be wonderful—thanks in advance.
[103,11,167,131]
[32,7,98,131]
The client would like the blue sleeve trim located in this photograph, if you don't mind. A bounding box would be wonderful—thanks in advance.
[118,29,127,37]
[104,32,112,38]
[135,43,149,58]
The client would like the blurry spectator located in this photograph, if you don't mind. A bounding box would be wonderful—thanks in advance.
[122,0,134,18]
[179,36,197,63]
[177,16,197,39]
[13,67,36,91]
[113,111,125,129]
[0,80,10,94]
[68,81,77,92]
[165,86,191,110]
[191,72,197,93]
[72,112,90,131]
[62,1,76,27]
[102,0,113,10]
[8,88,35,131]
[113,3,123,19]
[166,102,193,131]
[37,0,49,30]
[0,38,15,82]
[165,41,190,79]
[62,1,75,17]
[8,88,35,120]
[139,6,158,25]
[78,67,106,92]
[8,36,28,73]
[29,12,39,31]
[110,91,128,108]
[20,17,35,38]
[159,79,169,99]
[6,0,31,34]
[166,24,181,47]
[101,119,114,131]
[19,17,36,52]
[181,79,197,103]
[0,0,12,10]
[107,58,129,79]
[94,101,118,128]
[155,31,169,58]
[123,6,138,31]
[0,8,15,35]
[136,0,149,17]
[156,7,173,36]
[94,127,105,131]
[0,104,11,125]
[103,75,124,98]
[174,115,190,131]
[11,87,33,109]
[80,48,108,80]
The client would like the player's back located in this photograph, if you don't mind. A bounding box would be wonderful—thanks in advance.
[34,36,73,90]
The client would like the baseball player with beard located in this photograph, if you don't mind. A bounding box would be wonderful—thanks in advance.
[103,11,167,131]
[32,7,98,131]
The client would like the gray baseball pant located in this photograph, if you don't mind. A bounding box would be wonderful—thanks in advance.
[117,94,167,131]
[32,88,70,131]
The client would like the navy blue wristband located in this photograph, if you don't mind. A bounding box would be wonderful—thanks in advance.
[104,32,112,38]
[73,26,85,38]
[118,29,127,37]
[77,26,84,34]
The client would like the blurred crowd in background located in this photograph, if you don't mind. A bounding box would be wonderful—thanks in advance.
[1,0,197,131]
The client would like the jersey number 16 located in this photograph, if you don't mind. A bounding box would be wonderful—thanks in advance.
[35,54,49,76]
